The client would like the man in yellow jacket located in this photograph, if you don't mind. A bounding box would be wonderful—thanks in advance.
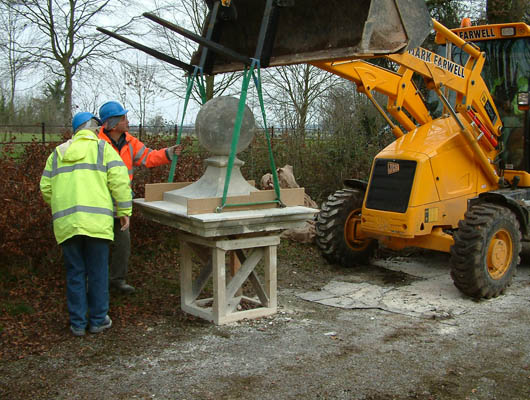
[40,112,132,336]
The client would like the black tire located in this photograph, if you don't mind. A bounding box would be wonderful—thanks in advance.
[450,203,521,299]
[315,188,377,266]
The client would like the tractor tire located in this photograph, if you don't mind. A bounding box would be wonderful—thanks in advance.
[315,188,377,266]
[450,203,521,299]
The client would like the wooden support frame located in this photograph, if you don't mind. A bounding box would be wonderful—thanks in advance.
[179,232,279,325]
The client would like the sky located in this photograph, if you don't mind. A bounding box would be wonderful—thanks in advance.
[89,1,201,126]
[12,0,205,126]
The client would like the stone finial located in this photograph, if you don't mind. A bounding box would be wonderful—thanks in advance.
[195,96,256,155]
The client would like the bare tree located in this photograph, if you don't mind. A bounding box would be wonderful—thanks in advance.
[263,64,340,137]
[318,81,390,180]
[100,53,162,128]
[124,55,162,128]
[0,2,33,119]
[71,68,105,115]
[6,0,135,125]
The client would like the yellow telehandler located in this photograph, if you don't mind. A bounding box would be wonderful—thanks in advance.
[313,20,530,299]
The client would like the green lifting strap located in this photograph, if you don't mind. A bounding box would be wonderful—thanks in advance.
[167,66,207,183]
[217,59,283,212]
[252,65,282,203]
[196,73,207,104]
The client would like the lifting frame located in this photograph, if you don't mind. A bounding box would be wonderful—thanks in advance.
[179,232,278,324]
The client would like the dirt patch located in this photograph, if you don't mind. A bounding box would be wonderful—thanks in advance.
[1,242,530,399]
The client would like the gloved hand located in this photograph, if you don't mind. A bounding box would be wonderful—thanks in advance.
[167,144,183,160]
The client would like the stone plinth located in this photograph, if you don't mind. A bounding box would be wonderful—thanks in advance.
[133,198,316,237]
[163,156,258,206]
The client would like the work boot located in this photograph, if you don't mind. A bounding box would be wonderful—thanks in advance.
[111,280,136,294]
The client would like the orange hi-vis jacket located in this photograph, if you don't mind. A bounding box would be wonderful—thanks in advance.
[98,128,171,181]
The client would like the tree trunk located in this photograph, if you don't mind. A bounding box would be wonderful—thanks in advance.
[487,0,527,23]
[206,75,214,101]
[63,67,73,127]
[8,82,15,124]
[9,69,15,120]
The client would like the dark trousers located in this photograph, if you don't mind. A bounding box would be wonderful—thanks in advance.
[109,219,130,284]
[62,235,109,330]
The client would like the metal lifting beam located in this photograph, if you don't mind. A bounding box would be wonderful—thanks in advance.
[96,27,194,74]
[142,12,252,67]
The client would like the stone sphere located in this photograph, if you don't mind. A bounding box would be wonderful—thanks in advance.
[195,96,256,155]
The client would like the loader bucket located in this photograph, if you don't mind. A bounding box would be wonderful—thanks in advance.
[192,0,432,74]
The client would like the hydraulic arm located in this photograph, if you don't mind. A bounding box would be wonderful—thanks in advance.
[313,19,504,186]
[312,60,432,138]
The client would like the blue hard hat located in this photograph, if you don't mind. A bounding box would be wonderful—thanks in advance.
[99,101,128,123]
[72,112,101,132]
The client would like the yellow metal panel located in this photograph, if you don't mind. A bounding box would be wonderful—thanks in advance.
[435,22,530,44]
[362,194,471,239]
[430,146,477,200]
[410,159,441,207]
[503,170,530,187]
[379,114,499,194]
[379,228,454,253]
[380,115,463,157]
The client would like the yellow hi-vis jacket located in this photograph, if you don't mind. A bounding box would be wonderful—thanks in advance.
[40,129,132,244]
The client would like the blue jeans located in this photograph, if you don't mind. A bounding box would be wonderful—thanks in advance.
[61,236,110,330]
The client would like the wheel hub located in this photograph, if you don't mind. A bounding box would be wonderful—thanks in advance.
[344,209,370,251]
[487,229,513,279]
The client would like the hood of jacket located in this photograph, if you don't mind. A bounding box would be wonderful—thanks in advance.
[56,129,99,162]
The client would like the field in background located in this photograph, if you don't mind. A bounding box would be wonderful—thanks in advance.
[0,132,63,143]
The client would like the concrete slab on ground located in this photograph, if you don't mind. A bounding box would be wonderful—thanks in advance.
[297,256,529,319]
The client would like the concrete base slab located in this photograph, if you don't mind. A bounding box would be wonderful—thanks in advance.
[297,257,512,319]
[133,198,318,237]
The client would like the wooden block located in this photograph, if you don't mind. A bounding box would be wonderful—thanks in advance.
[217,236,280,251]
[144,180,255,202]
[250,188,305,207]
[186,188,305,215]
[144,182,192,202]
[187,194,271,215]
[216,307,276,325]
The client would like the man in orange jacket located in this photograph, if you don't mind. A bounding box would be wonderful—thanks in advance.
[98,101,182,294]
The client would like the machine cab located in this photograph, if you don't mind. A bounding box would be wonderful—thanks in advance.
[434,22,530,171]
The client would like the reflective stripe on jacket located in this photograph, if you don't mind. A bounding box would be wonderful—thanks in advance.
[40,129,132,244]
[98,128,171,181]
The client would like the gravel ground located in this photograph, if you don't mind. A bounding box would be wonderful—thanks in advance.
[2,246,530,400]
